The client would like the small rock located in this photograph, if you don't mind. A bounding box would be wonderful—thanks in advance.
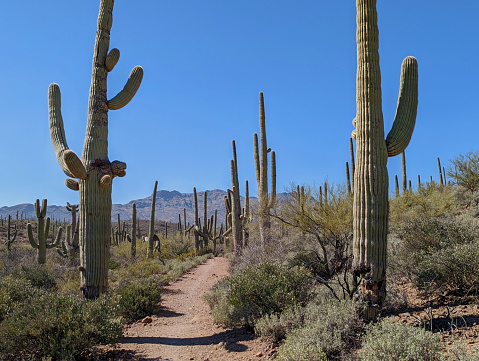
[142,316,153,324]
[256,352,263,357]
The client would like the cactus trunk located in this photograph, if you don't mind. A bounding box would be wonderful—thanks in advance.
[352,0,418,319]
[48,0,142,298]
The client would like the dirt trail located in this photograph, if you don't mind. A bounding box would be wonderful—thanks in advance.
[114,257,276,361]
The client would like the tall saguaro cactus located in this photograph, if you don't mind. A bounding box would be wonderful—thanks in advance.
[254,92,277,247]
[126,203,137,257]
[352,0,418,318]
[225,140,243,255]
[48,0,143,298]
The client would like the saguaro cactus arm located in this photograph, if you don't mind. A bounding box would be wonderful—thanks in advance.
[385,56,418,157]
[48,84,75,178]
[27,223,39,249]
[107,66,144,110]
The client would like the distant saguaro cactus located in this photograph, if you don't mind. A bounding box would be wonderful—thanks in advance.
[5,215,17,251]
[147,181,158,258]
[48,0,143,298]
[225,140,243,255]
[351,0,418,319]
[28,199,63,264]
[254,92,277,247]
[126,203,137,257]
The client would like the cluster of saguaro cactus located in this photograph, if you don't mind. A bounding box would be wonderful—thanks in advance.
[48,0,143,298]
[192,188,222,253]
[112,213,128,245]
[28,199,63,264]
[254,92,277,246]
[58,202,80,259]
[178,208,194,239]
[5,215,17,251]
[352,0,418,319]
[147,181,158,257]
[437,157,447,186]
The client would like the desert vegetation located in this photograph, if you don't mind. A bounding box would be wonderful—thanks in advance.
[1,0,478,360]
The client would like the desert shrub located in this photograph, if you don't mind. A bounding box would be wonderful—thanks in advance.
[254,305,307,342]
[358,319,442,361]
[12,264,57,290]
[115,278,162,322]
[445,340,479,361]
[227,262,311,325]
[204,279,235,326]
[389,183,458,227]
[0,292,122,360]
[0,276,45,322]
[164,253,211,280]
[206,261,311,327]
[447,151,479,192]
[390,216,479,295]
[277,298,362,360]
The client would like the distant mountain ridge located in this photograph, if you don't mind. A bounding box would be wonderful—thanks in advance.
[0,189,286,224]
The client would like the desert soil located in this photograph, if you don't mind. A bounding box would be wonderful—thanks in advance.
[103,256,277,361]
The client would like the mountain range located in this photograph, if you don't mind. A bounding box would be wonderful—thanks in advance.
[0,189,286,225]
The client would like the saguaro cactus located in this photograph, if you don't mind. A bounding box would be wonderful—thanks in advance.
[352,0,418,318]
[147,181,158,258]
[224,140,244,255]
[126,203,137,257]
[254,92,277,247]
[28,199,63,264]
[5,215,17,251]
[48,0,143,298]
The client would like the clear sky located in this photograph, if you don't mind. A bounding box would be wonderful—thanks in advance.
[0,1,478,207]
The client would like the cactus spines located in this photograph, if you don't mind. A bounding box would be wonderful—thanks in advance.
[254,92,277,247]
[27,199,63,264]
[48,0,143,299]
[147,181,158,258]
[352,0,418,319]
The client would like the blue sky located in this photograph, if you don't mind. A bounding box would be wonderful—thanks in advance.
[0,1,478,207]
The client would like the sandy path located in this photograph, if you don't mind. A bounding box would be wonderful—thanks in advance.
[116,257,276,361]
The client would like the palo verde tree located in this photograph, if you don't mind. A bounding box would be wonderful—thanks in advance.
[351,0,418,318]
[48,0,143,298]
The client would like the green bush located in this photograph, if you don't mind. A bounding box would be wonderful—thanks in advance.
[204,278,235,326]
[254,306,306,342]
[0,276,45,322]
[206,261,311,327]
[12,264,57,290]
[226,262,311,326]
[358,319,442,361]
[115,278,162,322]
[0,292,122,360]
[447,151,479,192]
[390,216,479,295]
[277,298,362,360]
